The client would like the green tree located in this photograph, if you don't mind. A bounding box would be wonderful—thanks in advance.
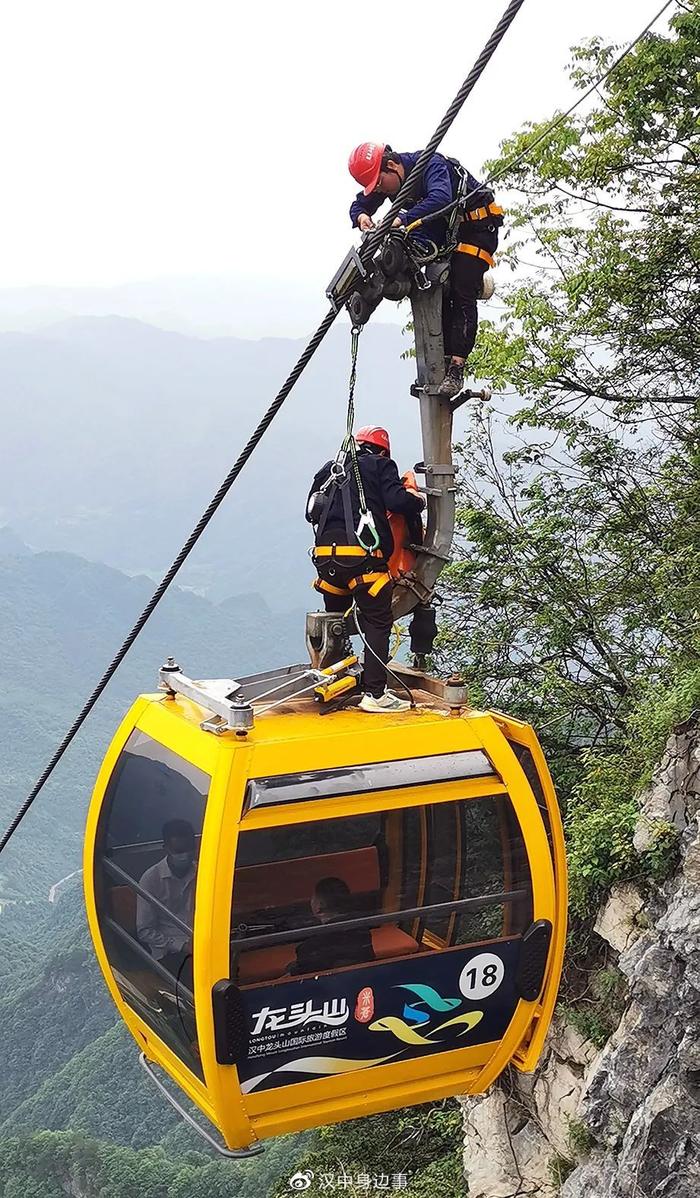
[439,3,700,913]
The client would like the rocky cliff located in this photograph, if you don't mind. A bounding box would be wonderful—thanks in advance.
[460,717,700,1198]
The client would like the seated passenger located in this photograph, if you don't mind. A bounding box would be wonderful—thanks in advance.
[288,876,375,976]
[136,819,197,987]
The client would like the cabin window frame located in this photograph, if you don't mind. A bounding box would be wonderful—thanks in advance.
[229,779,534,987]
[93,729,210,1079]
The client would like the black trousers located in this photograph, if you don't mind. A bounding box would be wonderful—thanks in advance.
[443,221,499,360]
[317,565,394,697]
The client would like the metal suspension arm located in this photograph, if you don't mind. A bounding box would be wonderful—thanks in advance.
[392,277,454,618]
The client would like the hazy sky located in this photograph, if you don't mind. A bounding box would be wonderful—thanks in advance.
[0,0,675,299]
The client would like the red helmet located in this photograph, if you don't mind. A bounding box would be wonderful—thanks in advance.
[356,425,391,454]
[348,142,385,195]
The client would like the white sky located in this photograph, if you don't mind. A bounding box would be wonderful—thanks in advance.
[0,0,674,296]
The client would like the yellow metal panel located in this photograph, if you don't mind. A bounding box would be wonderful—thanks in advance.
[501,722,568,1070]
[245,706,484,775]
[196,741,261,1151]
[137,694,221,774]
[247,1042,500,1135]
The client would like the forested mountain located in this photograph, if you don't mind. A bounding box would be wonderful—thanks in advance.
[0,538,313,1193]
[0,537,305,904]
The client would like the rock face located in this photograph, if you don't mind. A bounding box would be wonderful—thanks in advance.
[460,718,700,1198]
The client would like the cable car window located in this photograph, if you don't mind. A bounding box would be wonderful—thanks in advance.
[508,739,555,860]
[93,731,209,1079]
[235,813,382,868]
[231,792,532,988]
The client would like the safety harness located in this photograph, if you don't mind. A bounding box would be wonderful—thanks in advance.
[446,157,504,235]
[402,156,504,258]
[307,327,391,599]
[455,243,496,268]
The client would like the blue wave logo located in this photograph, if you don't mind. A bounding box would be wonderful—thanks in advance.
[395,983,461,1011]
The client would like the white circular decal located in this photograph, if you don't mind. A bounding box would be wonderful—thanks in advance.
[459,952,505,1000]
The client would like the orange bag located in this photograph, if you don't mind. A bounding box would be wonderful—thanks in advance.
[388,512,417,580]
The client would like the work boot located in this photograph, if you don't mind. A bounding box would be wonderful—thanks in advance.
[359,690,412,713]
[437,361,465,399]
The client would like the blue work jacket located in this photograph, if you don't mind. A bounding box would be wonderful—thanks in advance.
[349,151,484,246]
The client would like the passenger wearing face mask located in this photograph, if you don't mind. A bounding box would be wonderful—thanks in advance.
[137,819,197,982]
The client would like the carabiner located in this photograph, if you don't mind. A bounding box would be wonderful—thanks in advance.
[356,509,380,552]
[328,458,347,485]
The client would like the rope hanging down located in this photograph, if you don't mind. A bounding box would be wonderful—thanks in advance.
[344,328,381,551]
[0,0,533,857]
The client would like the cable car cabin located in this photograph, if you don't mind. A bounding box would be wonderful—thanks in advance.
[84,667,567,1156]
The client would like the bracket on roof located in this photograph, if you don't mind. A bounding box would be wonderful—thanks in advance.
[158,659,254,736]
[157,653,362,733]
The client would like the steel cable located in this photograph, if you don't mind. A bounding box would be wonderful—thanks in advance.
[0,0,530,855]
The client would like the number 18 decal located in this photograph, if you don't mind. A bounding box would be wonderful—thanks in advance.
[459,952,505,1000]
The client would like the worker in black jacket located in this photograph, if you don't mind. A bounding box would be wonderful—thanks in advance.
[306,425,425,713]
[348,142,503,398]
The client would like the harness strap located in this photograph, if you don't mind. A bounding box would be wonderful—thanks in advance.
[340,472,358,545]
[347,572,391,597]
[466,202,504,222]
[314,578,351,597]
[455,243,495,268]
[313,545,384,559]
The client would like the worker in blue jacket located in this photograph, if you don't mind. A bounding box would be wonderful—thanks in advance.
[348,142,503,398]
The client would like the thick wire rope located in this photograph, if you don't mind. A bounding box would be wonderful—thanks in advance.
[0,0,532,857]
[406,0,680,235]
[359,0,529,257]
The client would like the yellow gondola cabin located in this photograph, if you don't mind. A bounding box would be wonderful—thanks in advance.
[83,658,567,1156]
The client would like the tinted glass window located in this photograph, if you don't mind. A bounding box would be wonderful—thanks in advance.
[94,731,209,1079]
[244,751,495,809]
[509,739,555,861]
[230,792,532,987]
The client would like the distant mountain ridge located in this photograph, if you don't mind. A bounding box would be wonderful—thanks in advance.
[0,538,306,911]
[0,535,313,1191]
[0,315,431,606]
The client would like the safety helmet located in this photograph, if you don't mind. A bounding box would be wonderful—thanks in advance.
[348,142,386,195]
[356,425,391,454]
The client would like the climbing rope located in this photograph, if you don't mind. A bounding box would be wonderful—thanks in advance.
[317,326,380,550]
[341,327,381,551]
[339,326,366,506]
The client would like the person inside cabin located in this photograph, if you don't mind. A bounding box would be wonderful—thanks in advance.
[307,425,425,713]
[288,877,375,976]
[137,819,197,986]
[347,142,503,398]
